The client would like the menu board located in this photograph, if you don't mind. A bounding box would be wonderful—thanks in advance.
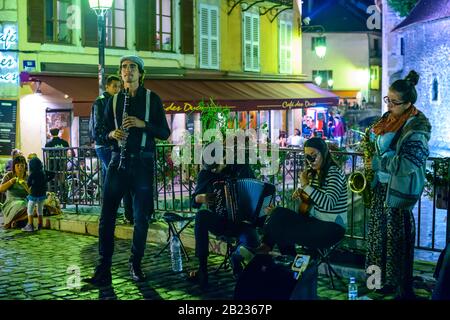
[79,117,92,147]
[0,100,17,156]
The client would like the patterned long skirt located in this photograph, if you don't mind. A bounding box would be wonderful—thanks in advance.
[365,182,416,294]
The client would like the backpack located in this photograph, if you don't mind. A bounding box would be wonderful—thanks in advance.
[234,254,318,300]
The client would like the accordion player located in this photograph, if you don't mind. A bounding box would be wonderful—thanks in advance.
[210,178,270,226]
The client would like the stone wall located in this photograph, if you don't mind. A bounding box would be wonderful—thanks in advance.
[402,19,450,154]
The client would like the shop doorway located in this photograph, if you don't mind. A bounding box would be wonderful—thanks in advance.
[46,109,72,146]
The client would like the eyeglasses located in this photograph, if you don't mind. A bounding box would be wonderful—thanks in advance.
[121,63,138,71]
[305,154,317,163]
[383,96,405,106]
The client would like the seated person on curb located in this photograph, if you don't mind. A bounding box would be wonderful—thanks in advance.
[241,137,347,260]
[188,159,259,289]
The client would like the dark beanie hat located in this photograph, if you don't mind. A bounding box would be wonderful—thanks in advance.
[304,137,329,159]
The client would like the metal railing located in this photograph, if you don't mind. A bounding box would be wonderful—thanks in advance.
[42,145,449,253]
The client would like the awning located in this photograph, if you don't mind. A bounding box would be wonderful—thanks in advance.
[331,90,359,99]
[35,76,339,117]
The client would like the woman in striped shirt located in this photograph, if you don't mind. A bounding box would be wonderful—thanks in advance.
[253,137,348,255]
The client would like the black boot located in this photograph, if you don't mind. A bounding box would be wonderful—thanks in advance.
[129,259,147,282]
[83,265,112,287]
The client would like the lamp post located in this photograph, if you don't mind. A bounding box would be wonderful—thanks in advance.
[89,0,113,95]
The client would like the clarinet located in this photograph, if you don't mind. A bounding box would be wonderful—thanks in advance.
[118,88,130,171]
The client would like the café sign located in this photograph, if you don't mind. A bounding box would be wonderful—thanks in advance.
[0,24,19,96]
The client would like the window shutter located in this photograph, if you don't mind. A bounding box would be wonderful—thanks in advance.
[251,15,259,71]
[243,13,252,71]
[279,20,292,74]
[180,0,194,54]
[243,12,259,72]
[279,20,286,73]
[210,7,219,69]
[199,4,219,69]
[287,22,292,73]
[27,0,44,43]
[135,0,152,51]
[82,1,98,47]
[199,5,209,68]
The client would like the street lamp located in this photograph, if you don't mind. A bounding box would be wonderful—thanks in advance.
[89,0,114,95]
[300,21,327,59]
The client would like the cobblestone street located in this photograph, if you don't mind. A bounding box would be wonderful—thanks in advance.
[0,224,436,301]
[0,228,240,300]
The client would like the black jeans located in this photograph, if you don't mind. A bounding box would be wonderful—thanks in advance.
[98,153,154,268]
[263,207,345,251]
[194,209,259,261]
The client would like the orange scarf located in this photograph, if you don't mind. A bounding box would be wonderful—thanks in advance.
[373,105,418,135]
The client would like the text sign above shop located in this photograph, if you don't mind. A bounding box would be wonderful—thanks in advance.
[0,100,17,156]
[0,24,19,97]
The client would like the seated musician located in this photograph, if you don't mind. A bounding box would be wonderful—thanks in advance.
[242,137,348,259]
[188,154,259,289]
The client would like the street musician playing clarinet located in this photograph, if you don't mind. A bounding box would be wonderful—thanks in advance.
[85,55,170,287]
[241,137,348,259]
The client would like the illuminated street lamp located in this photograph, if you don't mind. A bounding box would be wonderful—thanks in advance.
[314,36,327,59]
[300,20,327,59]
[314,75,323,86]
[89,0,114,95]
[327,79,334,88]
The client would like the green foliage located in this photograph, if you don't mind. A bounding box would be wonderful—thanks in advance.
[424,159,449,199]
[198,99,231,136]
[388,0,419,17]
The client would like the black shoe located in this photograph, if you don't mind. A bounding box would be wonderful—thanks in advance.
[374,285,396,295]
[129,262,147,282]
[83,267,112,287]
[188,269,209,290]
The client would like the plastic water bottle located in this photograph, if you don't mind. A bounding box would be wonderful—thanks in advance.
[348,277,358,300]
[170,234,183,272]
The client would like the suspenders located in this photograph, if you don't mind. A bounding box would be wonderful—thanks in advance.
[113,89,151,151]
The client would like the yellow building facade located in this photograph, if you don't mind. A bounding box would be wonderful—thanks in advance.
[1,0,335,162]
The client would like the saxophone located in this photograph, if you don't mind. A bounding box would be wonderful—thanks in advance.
[118,88,130,171]
[348,123,377,208]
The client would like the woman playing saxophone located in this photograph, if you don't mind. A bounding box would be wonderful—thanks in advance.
[365,70,431,299]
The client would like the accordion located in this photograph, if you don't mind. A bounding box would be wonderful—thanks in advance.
[211,178,274,225]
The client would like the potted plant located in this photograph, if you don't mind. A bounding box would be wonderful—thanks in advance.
[424,159,449,209]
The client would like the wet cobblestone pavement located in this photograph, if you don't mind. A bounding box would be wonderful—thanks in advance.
[0,227,436,300]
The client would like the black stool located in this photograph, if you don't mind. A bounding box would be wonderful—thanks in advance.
[310,240,343,289]
[214,235,238,273]
[156,212,195,261]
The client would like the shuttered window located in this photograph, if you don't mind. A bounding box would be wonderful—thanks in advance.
[82,0,98,47]
[135,0,155,51]
[243,11,259,72]
[28,0,45,43]
[199,4,219,69]
[180,0,194,54]
[279,19,293,74]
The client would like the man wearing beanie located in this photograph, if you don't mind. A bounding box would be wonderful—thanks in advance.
[85,55,170,286]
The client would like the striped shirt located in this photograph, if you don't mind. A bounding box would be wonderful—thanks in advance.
[303,165,348,229]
